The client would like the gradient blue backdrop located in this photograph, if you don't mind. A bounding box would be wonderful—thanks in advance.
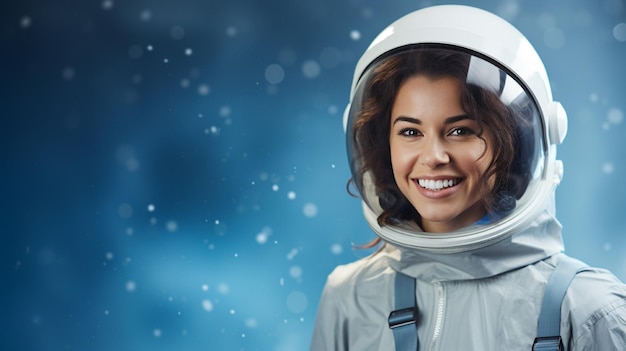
[2,0,625,350]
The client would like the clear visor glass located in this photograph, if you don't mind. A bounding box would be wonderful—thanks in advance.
[347,45,546,233]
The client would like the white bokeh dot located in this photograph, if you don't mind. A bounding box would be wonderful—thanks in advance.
[614,23,626,42]
[289,265,303,279]
[286,248,299,260]
[497,0,520,21]
[102,0,114,10]
[303,203,318,218]
[198,84,211,96]
[62,67,75,81]
[265,64,285,84]
[350,30,361,41]
[302,60,321,79]
[286,291,308,314]
[256,228,272,244]
[218,283,230,295]
[139,9,152,21]
[220,106,231,117]
[330,243,343,255]
[202,299,214,312]
[245,318,258,328]
[20,16,32,28]
[255,232,267,244]
[361,7,374,19]
[170,26,185,40]
[166,220,178,232]
[602,122,611,131]
[287,191,296,200]
[607,108,624,125]
[602,162,614,174]
[126,280,136,292]
[118,203,133,219]
[226,26,238,37]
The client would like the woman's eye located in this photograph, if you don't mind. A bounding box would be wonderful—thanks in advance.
[399,128,419,137]
[449,127,475,136]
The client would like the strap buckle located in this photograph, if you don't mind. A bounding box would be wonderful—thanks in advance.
[388,307,417,329]
[532,336,564,351]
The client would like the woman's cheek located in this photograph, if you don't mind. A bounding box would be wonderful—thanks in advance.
[392,145,418,172]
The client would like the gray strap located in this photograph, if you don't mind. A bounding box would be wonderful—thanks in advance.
[388,272,418,351]
[533,256,587,351]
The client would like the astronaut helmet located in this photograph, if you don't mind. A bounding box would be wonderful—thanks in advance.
[344,5,568,253]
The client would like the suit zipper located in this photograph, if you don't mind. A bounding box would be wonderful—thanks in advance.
[430,282,446,350]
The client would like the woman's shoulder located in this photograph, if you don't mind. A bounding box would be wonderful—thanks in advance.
[324,245,397,293]
[553,254,626,317]
[564,262,626,348]
[566,264,626,308]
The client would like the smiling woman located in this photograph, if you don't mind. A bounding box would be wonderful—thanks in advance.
[349,47,532,235]
[389,75,494,233]
[311,5,626,351]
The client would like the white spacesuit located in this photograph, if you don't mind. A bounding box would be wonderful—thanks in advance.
[311,5,626,350]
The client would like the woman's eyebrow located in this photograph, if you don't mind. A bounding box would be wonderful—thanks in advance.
[444,114,473,124]
[392,114,472,125]
[392,116,421,125]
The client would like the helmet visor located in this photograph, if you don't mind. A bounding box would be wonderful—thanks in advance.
[346,45,546,234]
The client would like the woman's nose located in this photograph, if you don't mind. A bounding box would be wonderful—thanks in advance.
[419,137,450,168]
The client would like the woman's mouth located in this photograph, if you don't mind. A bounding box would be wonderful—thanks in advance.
[416,178,462,191]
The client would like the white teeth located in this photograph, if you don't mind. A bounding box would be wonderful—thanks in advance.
[418,178,459,191]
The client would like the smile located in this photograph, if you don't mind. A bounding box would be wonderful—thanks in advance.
[417,178,461,191]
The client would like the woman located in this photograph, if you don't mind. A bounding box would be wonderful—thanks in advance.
[311,5,626,351]
[353,47,529,232]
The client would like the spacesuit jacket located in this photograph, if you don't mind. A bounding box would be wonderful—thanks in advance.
[310,211,626,350]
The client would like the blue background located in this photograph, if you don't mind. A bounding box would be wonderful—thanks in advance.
[2,0,625,350]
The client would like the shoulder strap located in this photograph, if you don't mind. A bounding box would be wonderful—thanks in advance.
[533,256,588,351]
[388,272,419,351]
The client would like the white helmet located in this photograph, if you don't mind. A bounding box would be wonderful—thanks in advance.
[344,5,568,253]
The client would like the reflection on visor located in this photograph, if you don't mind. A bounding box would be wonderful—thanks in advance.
[347,45,545,232]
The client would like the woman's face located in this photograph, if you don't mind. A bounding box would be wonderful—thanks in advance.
[389,75,494,233]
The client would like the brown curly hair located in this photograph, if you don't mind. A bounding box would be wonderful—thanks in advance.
[350,46,530,233]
